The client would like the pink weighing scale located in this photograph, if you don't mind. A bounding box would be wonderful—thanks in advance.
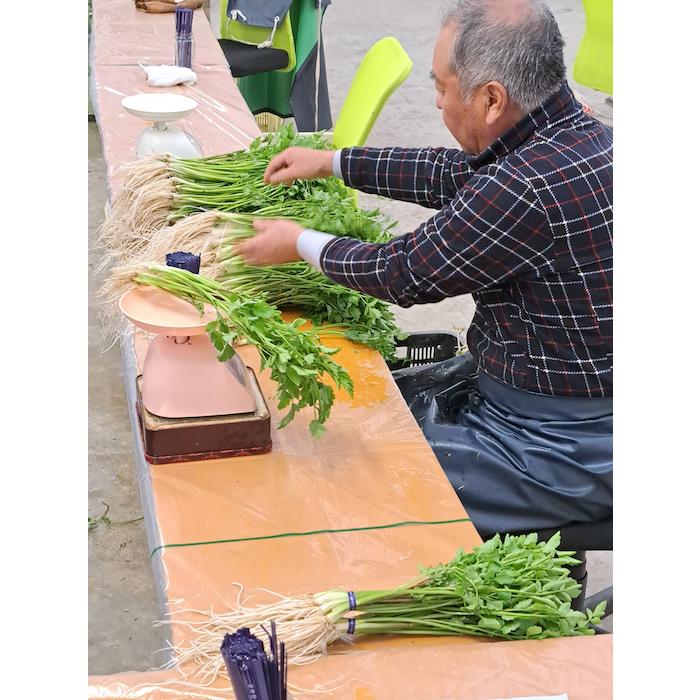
[119,286,272,464]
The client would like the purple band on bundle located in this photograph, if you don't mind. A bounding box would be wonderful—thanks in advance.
[166,251,201,274]
[347,618,356,635]
[347,591,357,611]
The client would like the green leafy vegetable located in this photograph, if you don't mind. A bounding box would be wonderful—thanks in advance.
[132,265,354,436]
[316,531,605,640]
[167,125,395,244]
[212,213,404,358]
[171,531,606,677]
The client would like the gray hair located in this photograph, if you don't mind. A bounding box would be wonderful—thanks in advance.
[442,0,566,113]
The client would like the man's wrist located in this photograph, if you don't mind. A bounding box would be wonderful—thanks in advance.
[332,150,343,179]
[297,229,338,270]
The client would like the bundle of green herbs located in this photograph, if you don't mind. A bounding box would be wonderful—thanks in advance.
[165,532,606,685]
[98,125,393,259]
[120,264,353,436]
[222,258,402,359]
[102,211,403,358]
[216,214,401,358]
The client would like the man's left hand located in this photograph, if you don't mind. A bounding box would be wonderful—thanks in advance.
[233,219,303,266]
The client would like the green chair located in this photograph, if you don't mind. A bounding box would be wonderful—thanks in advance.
[573,0,613,95]
[332,36,413,149]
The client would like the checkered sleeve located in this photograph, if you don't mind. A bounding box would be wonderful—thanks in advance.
[339,146,478,209]
[321,167,553,307]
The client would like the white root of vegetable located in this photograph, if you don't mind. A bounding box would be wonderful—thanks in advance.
[160,595,343,686]
[96,154,175,265]
[95,258,159,348]
[96,211,224,344]
[134,210,224,278]
[107,679,234,699]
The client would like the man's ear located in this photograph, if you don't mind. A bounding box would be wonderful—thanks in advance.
[483,81,509,125]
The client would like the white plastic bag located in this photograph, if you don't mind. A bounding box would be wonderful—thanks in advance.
[139,63,198,87]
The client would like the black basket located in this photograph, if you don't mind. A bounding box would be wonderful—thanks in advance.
[387,332,460,371]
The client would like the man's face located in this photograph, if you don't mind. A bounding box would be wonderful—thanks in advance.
[432,24,483,154]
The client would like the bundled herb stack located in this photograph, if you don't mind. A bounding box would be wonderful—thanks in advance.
[217,215,401,357]
[221,624,287,700]
[98,125,393,260]
[101,211,403,358]
[166,532,607,684]
[222,256,402,359]
[114,263,353,436]
[98,126,406,430]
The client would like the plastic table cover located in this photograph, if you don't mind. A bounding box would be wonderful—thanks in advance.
[91,0,226,67]
[89,2,260,195]
[126,328,482,629]
[88,635,612,699]
[86,332,610,699]
[88,2,612,696]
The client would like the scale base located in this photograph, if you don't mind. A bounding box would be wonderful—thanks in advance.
[136,368,272,464]
[142,333,256,419]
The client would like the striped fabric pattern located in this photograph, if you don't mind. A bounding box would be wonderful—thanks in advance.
[321,82,613,398]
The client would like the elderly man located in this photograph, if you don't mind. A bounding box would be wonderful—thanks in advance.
[235,0,613,539]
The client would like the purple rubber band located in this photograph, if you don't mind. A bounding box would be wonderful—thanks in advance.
[347,591,357,611]
[166,251,200,274]
[347,618,356,635]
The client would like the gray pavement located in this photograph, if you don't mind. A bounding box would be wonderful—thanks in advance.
[88,124,169,674]
[88,0,612,675]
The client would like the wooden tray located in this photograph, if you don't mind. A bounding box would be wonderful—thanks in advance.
[136,368,272,464]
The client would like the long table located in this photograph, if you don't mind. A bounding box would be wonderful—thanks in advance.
[88,2,612,697]
[90,0,260,192]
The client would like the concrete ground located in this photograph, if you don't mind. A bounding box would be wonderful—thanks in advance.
[88,124,169,674]
[88,0,612,675]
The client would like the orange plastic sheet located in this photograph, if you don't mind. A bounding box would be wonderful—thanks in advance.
[128,329,481,622]
[89,1,260,195]
[86,332,612,698]
[88,635,612,699]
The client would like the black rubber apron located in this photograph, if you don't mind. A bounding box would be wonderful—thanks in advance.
[393,355,613,539]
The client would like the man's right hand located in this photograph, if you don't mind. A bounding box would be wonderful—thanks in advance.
[263,147,335,186]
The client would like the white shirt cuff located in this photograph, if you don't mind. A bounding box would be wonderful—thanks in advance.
[332,150,343,179]
[297,229,337,270]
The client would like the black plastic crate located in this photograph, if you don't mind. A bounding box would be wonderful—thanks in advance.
[387,332,459,371]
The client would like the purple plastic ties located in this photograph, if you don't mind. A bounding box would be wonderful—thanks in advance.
[221,625,286,700]
[175,7,194,68]
[347,618,356,635]
[166,251,200,274]
[347,591,357,611]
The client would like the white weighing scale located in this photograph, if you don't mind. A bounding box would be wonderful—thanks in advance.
[121,93,203,159]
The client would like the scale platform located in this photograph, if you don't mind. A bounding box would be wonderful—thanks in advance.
[136,370,271,464]
[121,93,203,158]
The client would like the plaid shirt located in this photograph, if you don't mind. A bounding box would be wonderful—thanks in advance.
[321,83,613,398]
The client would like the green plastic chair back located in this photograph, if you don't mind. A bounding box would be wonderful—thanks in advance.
[573,0,613,95]
[220,5,297,73]
[332,37,413,149]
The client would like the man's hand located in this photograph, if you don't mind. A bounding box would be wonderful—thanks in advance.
[232,219,304,266]
[263,147,335,185]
